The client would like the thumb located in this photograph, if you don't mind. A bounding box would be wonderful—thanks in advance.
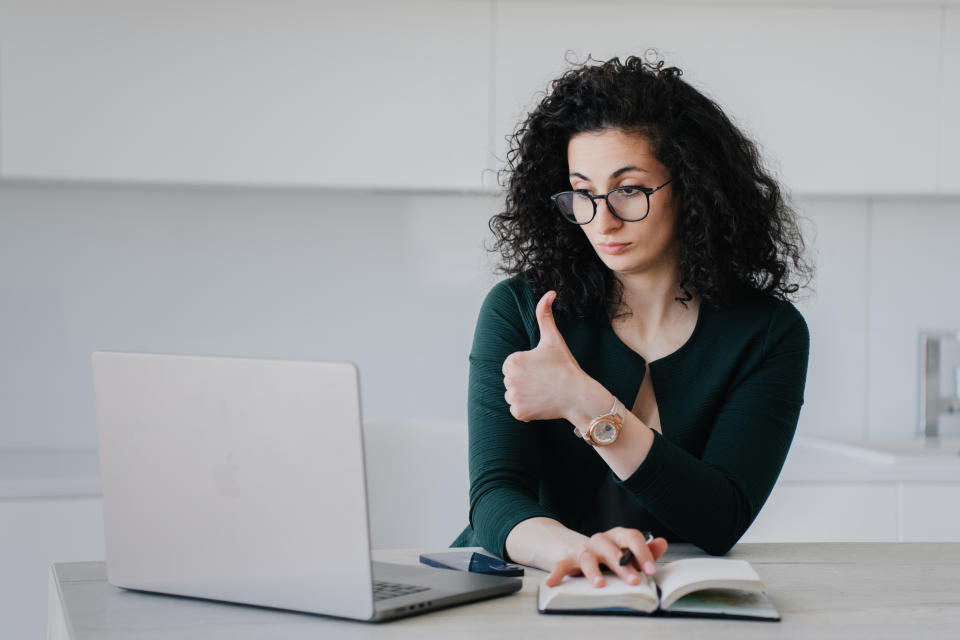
[535,290,565,347]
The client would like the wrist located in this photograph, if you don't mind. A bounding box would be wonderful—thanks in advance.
[507,517,588,571]
[564,376,617,433]
[537,524,590,570]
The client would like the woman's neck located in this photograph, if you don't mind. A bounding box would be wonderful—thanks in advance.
[612,261,697,340]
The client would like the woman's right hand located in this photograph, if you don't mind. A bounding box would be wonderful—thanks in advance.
[544,527,668,588]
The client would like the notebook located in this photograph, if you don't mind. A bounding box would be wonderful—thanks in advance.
[538,557,779,621]
[92,351,520,622]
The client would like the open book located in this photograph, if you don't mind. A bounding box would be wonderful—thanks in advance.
[538,557,779,621]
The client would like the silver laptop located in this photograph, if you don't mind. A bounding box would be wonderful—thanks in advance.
[91,351,520,622]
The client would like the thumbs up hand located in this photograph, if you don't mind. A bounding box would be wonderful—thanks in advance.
[502,290,592,423]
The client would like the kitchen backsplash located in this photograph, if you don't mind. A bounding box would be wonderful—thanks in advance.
[1,182,958,446]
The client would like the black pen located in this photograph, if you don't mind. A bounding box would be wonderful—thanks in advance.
[619,531,655,567]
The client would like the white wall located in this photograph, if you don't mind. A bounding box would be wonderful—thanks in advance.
[795,196,960,439]
[0,182,502,447]
[3,183,960,447]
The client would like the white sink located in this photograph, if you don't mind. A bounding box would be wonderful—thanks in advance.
[795,435,960,464]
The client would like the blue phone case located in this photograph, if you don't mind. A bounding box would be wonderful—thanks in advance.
[419,551,525,577]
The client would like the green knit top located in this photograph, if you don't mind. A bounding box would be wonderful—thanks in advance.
[451,275,809,558]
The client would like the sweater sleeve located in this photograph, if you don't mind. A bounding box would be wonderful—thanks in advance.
[466,280,558,560]
[616,301,810,556]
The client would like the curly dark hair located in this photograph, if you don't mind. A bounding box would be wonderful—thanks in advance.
[487,52,814,320]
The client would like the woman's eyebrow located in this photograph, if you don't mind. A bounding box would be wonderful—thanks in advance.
[569,166,648,181]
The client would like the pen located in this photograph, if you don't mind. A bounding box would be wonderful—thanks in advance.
[619,531,655,567]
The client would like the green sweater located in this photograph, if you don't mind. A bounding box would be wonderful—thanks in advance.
[451,275,809,558]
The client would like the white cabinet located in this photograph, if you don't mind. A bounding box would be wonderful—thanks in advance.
[941,8,960,192]
[741,483,900,542]
[1,2,953,193]
[493,3,942,194]
[0,0,490,190]
[901,484,960,541]
[0,497,104,640]
[363,420,469,550]
[742,481,960,543]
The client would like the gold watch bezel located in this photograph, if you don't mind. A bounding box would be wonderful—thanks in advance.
[575,397,624,446]
[584,413,623,446]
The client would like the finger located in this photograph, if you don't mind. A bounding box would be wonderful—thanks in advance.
[501,352,516,376]
[508,404,528,422]
[578,549,606,587]
[648,537,668,561]
[544,556,580,588]
[609,528,658,576]
[588,533,642,585]
[534,291,565,348]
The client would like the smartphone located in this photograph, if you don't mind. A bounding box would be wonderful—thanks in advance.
[419,551,525,577]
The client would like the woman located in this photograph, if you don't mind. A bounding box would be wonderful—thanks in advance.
[451,53,812,589]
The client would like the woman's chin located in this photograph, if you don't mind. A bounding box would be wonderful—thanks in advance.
[599,253,638,271]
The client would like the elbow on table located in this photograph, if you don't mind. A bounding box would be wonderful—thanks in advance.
[702,539,736,556]
[698,524,749,557]
[697,481,758,556]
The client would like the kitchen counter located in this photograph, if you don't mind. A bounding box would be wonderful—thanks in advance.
[779,436,960,483]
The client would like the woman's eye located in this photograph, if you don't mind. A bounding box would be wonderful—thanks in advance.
[619,187,643,196]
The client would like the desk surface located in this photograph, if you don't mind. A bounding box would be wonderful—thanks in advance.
[50,543,960,639]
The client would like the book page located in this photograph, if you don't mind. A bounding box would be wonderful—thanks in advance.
[663,588,780,620]
[654,558,766,610]
[538,574,659,613]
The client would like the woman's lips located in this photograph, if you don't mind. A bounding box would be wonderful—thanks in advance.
[598,242,630,255]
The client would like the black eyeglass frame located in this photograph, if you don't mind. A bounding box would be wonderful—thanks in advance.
[550,178,674,224]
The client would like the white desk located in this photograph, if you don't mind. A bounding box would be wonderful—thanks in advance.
[48,543,960,639]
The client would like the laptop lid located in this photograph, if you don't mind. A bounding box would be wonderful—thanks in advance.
[92,351,376,620]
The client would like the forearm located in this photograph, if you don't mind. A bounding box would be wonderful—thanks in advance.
[615,434,755,555]
[563,375,656,481]
[562,374,779,555]
[504,517,589,571]
[613,409,800,555]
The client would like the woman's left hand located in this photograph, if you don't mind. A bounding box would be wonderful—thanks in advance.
[502,290,595,423]
[545,528,669,588]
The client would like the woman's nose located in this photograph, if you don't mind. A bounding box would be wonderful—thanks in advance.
[594,197,623,232]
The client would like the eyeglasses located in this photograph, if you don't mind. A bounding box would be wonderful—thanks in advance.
[550,178,673,224]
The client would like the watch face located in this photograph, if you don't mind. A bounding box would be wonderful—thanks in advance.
[593,420,619,444]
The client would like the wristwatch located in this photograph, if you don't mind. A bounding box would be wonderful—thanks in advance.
[575,397,624,446]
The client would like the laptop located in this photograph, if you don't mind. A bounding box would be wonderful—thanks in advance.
[91,351,521,622]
